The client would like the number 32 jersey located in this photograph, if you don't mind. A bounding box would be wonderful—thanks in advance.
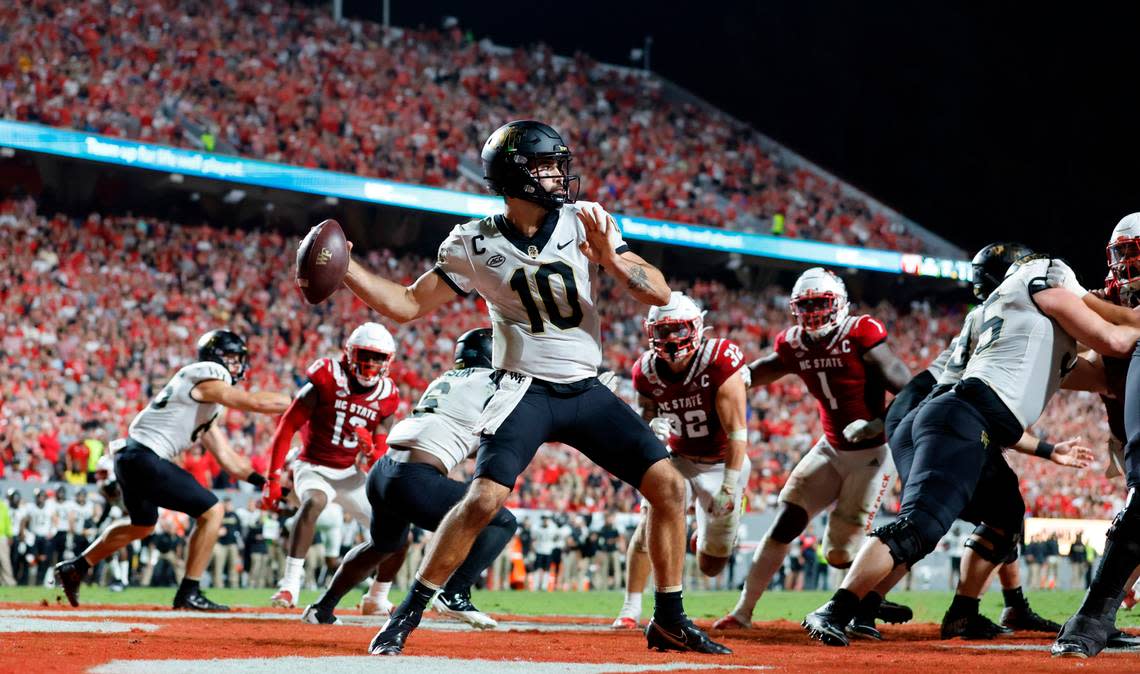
[773,315,889,451]
[299,358,399,469]
[128,361,232,461]
[631,338,745,462]
[433,200,629,383]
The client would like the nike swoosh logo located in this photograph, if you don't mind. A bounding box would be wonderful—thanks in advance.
[557,240,574,250]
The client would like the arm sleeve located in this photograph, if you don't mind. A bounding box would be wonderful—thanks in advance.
[267,383,315,475]
[433,225,477,295]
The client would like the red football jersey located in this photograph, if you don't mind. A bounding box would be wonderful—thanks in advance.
[298,358,399,469]
[773,315,888,451]
[631,338,746,462]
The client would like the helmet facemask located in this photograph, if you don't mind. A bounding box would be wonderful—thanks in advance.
[513,154,579,210]
[646,315,703,363]
[346,346,391,388]
[1108,237,1140,305]
[791,291,846,339]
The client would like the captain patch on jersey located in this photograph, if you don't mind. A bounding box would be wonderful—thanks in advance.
[432,200,628,383]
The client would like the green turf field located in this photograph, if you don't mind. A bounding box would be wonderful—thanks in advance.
[3,585,1137,626]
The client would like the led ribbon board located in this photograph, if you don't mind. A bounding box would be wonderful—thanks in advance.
[0,120,970,280]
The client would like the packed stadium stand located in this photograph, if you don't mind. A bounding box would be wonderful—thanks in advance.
[0,0,955,254]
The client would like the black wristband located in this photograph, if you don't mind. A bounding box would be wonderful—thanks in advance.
[246,472,267,489]
[1034,440,1055,460]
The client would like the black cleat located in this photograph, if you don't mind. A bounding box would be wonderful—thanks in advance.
[645,617,732,654]
[302,604,341,625]
[803,602,851,647]
[1052,613,1114,658]
[172,588,230,612]
[941,611,1012,640]
[1000,605,1061,633]
[1106,629,1140,649]
[846,616,883,641]
[369,609,422,656]
[52,560,85,608]
[876,599,913,624]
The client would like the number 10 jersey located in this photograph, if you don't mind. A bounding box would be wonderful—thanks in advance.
[433,201,629,383]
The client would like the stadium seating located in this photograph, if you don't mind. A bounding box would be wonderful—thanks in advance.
[0,196,1122,520]
[0,0,930,252]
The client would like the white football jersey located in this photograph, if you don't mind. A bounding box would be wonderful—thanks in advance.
[935,306,982,386]
[386,367,496,472]
[434,201,627,383]
[24,503,54,537]
[128,361,232,461]
[961,257,1078,428]
[70,501,96,533]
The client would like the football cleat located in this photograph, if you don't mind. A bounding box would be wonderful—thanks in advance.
[611,616,640,630]
[1000,605,1061,633]
[369,610,422,656]
[1107,629,1140,649]
[52,560,85,608]
[876,599,914,624]
[802,602,851,647]
[432,591,497,629]
[1052,613,1115,658]
[302,604,341,625]
[846,616,883,641]
[361,595,394,617]
[711,614,752,631]
[173,588,229,612]
[941,611,1012,640]
[270,588,296,609]
[645,618,732,654]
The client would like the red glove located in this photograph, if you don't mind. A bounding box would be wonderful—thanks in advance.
[259,475,283,511]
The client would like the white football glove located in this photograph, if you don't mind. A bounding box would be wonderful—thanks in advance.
[709,468,741,518]
[648,417,673,444]
[843,418,885,443]
[1107,436,1125,479]
[1046,258,1088,298]
[597,369,620,392]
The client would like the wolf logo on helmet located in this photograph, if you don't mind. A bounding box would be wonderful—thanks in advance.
[790,268,849,339]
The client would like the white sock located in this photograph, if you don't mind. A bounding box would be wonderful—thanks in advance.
[733,538,789,619]
[116,559,129,584]
[620,591,643,619]
[368,581,392,602]
[281,556,304,592]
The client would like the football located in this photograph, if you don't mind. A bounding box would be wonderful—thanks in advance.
[296,219,350,304]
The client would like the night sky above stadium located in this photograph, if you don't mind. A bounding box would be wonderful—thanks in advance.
[349,1,1140,280]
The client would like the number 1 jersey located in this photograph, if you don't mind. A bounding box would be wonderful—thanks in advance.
[433,200,629,383]
[773,315,889,451]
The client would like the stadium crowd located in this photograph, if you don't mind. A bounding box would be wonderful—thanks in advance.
[0,196,1128,523]
[0,0,928,253]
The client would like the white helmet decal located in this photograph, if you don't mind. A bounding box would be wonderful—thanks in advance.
[344,322,396,387]
[790,267,849,339]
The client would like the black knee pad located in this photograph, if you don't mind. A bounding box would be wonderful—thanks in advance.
[1108,489,1140,548]
[871,515,940,568]
[965,523,1019,565]
[770,503,809,544]
[491,508,518,534]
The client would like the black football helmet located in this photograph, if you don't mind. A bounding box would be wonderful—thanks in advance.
[971,242,1033,301]
[481,120,579,210]
[454,328,493,370]
[197,329,249,381]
